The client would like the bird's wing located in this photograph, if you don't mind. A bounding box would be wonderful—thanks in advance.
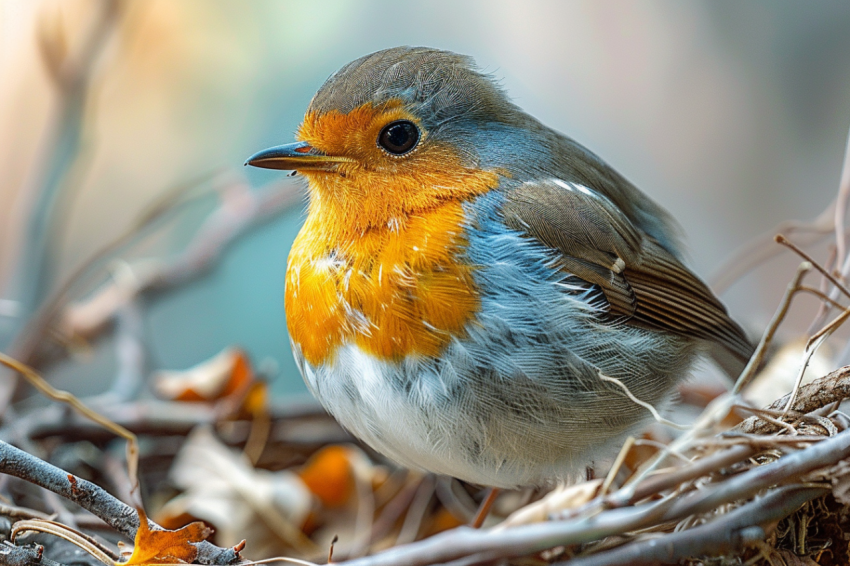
[500,179,753,363]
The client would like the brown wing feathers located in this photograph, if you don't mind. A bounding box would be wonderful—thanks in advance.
[501,181,753,363]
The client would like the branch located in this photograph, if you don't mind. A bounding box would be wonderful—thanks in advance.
[739,364,850,434]
[58,181,300,345]
[0,441,241,566]
[555,486,826,566]
[3,0,122,350]
[326,429,850,566]
[0,540,44,566]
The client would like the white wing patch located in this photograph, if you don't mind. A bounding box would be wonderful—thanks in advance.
[552,178,595,197]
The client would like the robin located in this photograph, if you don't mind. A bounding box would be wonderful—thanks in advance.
[246,47,753,490]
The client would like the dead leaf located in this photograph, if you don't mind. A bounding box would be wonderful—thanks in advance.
[153,348,253,402]
[298,445,355,508]
[158,426,316,559]
[495,480,602,529]
[122,507,210,565]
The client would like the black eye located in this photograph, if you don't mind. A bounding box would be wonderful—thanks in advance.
[378,120,420,155]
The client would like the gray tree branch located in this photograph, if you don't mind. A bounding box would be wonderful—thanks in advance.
[0,441,241,566]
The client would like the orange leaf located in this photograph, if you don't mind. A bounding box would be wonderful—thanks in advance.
[298,445,354,508]
[120,507,211,566]
[153,348,254,403]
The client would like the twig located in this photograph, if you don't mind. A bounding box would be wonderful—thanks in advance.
[710,218,834,294]
[620,444,756,507]
[733,262,811,394]
[0,353,140,501]
[555,486,826,566]
[0,540,45,566]
[659,430,850,522]
[600,437,634,497]
[11,519,114,566]
[0,441,240,566]
[394,475,435,545]
[0,503,52,521]
[833,124,850,277]
[776,235,850,300]
[58,181,300,344]
[3,0,122,351]
[11,168,227,368]
[733,405,799,436]
[326,428,850,566]
[799,285,845,310]
[3,396,333,448]
[368,475,423,545]
[739,364,850,435]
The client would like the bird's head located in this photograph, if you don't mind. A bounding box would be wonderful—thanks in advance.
[246,47,536,231]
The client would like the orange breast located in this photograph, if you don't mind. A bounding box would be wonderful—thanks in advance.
[285,200,480,367]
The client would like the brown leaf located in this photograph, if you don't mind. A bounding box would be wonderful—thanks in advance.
[122,507,211,565]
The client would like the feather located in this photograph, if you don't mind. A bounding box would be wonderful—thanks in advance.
[501,179,754,365]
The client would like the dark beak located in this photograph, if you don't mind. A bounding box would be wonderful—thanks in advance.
[244,141,354,171]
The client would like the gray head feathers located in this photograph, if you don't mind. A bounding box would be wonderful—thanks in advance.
[308,46,520,129]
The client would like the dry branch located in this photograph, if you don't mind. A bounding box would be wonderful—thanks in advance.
[556,486,827,566]
[322,428,850,566]
[740,364,850,434]
[0,441,241,566]
[0,540,45,566]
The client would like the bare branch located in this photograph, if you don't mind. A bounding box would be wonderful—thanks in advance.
[326,429,850,566]
[733,262,811,393]
[739,364,850,435]
[555,486,826,566]
[0,441,241,565]
[0,540,45,566]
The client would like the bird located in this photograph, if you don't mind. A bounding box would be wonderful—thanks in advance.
[246,46,753,490]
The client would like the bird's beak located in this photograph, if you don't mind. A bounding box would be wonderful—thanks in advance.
[244,141,355,171]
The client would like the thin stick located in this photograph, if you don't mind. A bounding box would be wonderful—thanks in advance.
[776,235,850,300]
[555,487,826,566]
[733,262,811,394]
[11,168,227,366]
[784,332,831,415]
[732,405,798,436]
[738,364,850,435]
[780,305,850,416]
[0,441,239,566]
[239,557,320,566]
[709,219,832,294]
[833,124,850,271]
[11,519,115,566]
[808,303,850,344]
[808,246,839,332]
[0,352,139,502]
[470,488,500,529]
[600,437,635,496]
[799,285,846,310]
[396,475,436,545]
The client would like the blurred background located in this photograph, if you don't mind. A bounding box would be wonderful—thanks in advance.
[2,0,850,398]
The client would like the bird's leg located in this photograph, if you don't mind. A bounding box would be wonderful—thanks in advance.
[470,487,501,528]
